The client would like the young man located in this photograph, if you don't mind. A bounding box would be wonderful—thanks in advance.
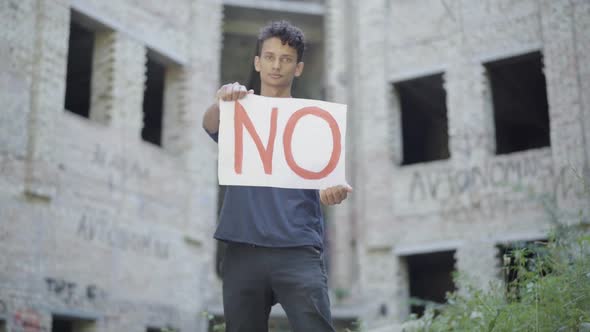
[203,20,351,332]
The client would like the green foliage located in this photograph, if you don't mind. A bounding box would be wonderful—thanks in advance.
[344,319,365,332]
[403,167,590,331]
[334,287,351,303]
[405,224,590,331]
[159,327,178,332]
[202,311,226,332]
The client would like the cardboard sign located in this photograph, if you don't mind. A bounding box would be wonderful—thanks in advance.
[218,94,347,189]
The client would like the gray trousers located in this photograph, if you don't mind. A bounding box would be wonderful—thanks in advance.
[221,243,336,332]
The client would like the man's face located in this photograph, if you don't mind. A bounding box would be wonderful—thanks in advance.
[254,37,304,90]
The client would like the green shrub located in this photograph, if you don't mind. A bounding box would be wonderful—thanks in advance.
[405,221,590,332]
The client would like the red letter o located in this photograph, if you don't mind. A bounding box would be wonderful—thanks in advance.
[283,107,341,180]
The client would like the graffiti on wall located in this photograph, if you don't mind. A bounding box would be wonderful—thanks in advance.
[45,277,107,305]
[91,144,150,180]
[76,214,170,260]
[13,309,47,332]
[408,154,557,202]
[399,149,587,220]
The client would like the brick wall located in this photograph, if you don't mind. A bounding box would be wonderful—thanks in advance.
[325,0,590,327]
[0,0,222,331]
[2,0,589,330]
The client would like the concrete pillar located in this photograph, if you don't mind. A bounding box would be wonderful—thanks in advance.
[90,31,146,136]
[572,0,590,209]
[161,66,189,154]
[25,0,70,199]
[353,0,399,326]
[324,0,358,294]
[0,0,36,163]
[455,241,501,293]
[363,249,410,323]
[184,0,224,321]
[446,61,496,163]
[540,0,589,218]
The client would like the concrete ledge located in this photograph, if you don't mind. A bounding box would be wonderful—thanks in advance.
[207,303,361,320]
[394,240,462,256]
[51,309,100,321]
[223,0,324,15]
[70,0,187,65]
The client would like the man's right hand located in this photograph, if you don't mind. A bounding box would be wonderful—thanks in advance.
[216,82,254,102]
[203,82,253,134]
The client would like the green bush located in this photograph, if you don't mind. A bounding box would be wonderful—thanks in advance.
[404,168,590,332]
[405,221,590,332]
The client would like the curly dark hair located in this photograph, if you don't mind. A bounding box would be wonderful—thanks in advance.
[257,20,305,62]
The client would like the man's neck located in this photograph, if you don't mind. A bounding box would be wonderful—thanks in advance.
[261,85,292,98]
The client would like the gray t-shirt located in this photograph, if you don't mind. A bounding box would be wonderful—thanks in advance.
[207,130,325,249]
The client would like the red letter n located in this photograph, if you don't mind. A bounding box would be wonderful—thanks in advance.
[234,101,278,175]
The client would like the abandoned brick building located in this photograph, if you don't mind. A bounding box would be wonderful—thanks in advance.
[1,0,589,331]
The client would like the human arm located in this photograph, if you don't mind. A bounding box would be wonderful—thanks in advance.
[202,82,254,134]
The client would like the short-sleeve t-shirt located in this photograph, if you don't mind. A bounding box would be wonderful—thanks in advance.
[207,130,325,249]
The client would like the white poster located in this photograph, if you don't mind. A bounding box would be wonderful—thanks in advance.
[218,94,347,189]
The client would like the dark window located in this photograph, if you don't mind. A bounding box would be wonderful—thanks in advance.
[497,239,548,298]
[147,328,167,332]
[0,319,6,332]
[148,326,178,332]
[51,315,94,332]
[142,53,166,146]
[64,15,95,118]
[405,250,456,316]
[485,52,550,154]
[52,317,73,332]
[395,74,450,165]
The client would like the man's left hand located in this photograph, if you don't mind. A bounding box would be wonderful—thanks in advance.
[320,185,353,206]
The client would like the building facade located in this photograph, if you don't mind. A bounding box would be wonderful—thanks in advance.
[324,0,590,329]
[1,0,589,331]
[1,0,223,331]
